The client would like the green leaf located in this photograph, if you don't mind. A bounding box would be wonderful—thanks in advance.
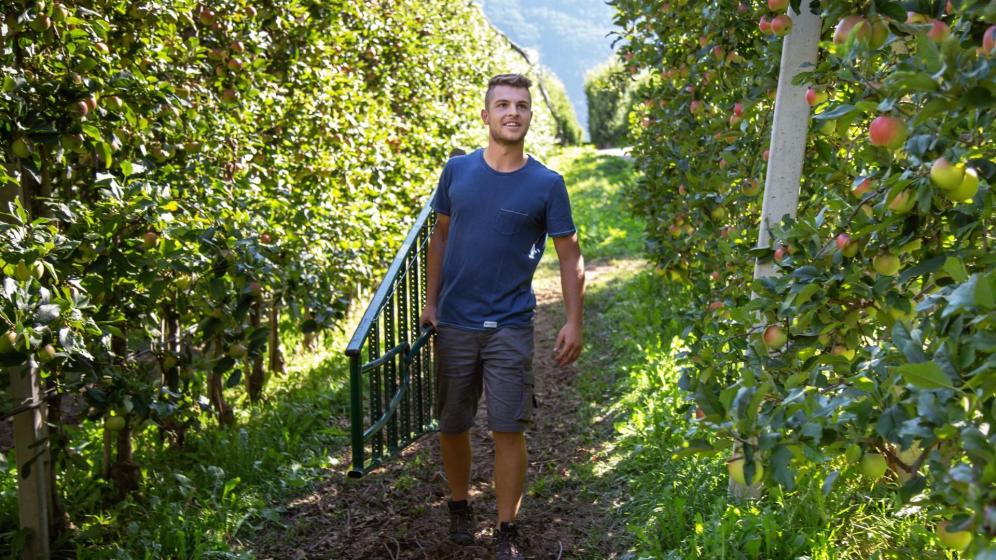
[821,470,839,496]
[942,257,969,283]
[771,445,795,490]
[893,322,928,363]
[899,255,945,283]
[813,104,856,121]
[896,361,954,389]
[214,357,235,374]
[225,369,242,388]
[877,1,907,21]
[884,71,937,94]
[944,275,981,318]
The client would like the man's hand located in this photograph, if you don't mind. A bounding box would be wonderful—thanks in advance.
[419,304,438,331]
[554,321,582,366]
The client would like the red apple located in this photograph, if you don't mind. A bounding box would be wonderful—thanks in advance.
[762,324,788,349]
[762,149,770,161]
[773,245,788,262]
[708,301,724,311]
[983,25,996,56]
[742,178,760,196]
[733,102,744,117]
[768,0,789,11]
[759,16,772,33]
[833,15,870,44]
[199,8,216,25]
[852,177,872,198]
[887,189,915,214]
[690,100,703,114]
[835,233,852,250]
[868,115,907,149]
[806,87,828,106]
[927,20,949,42]
[770,14,792,36]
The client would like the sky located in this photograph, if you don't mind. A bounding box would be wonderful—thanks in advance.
[475,0,619,138]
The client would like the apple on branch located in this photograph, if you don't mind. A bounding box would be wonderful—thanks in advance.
[983,25,996,56]
[860,452,887,481]
[929,157,964,190]
[942,168,979,202]
[805,87,828,107]
[770,15,792,36]
[728,456,764,485]
[936,521,972,551]
[851,177,872,198]
[762,324,787,349]
[868,115,907,149]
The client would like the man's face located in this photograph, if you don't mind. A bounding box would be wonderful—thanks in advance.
[482,85,532,146]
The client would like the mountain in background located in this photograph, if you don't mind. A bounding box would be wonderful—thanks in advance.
[475,0,618,139]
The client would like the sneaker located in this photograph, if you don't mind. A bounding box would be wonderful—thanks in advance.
[495,522,524,560]
[447,500,476,545]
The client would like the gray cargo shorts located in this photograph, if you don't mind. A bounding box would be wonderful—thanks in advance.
[434,324,535,434]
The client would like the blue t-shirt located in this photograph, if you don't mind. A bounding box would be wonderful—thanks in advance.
[432,149,576,331]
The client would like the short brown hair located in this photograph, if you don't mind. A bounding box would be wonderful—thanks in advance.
[485,73,532,108]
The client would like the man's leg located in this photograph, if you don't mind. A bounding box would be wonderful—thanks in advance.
[493,431,527,523]
[440,430,472,501]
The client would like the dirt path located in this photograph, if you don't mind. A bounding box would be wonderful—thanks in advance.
[250,259,636,560]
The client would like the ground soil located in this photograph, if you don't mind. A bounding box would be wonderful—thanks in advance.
[250,260,633,560]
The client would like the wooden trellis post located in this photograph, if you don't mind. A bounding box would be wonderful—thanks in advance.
[732,1,822,498]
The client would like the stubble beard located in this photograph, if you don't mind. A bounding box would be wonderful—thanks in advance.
[489,123,528,147]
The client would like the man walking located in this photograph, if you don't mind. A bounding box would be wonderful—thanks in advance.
[420,74,585,559]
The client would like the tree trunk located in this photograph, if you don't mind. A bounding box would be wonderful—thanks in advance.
[269,296,285,375]
[209,341,234,426]
[163,302,180,392]
[247,299,265,402]
[109,425,140,500]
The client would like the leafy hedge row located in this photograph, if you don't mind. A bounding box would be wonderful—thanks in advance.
[613,0,994,553]
[584,58,641,147]
[0,0,563,534]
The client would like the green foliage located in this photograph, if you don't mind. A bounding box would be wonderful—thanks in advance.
[584,59,639,147]
[612,0,995,553]
[594,268,943,559]
[538,67,584,146]
[0,0,565,549]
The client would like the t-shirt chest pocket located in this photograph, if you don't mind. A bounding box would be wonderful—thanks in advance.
[494,208,535,235]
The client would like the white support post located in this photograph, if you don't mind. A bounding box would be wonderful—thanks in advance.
[731,1,822,499]
[754,2,822,279]
[11,363,53,559]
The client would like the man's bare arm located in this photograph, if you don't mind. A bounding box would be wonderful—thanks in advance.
[552,233,584,366]
[419,213,450,329]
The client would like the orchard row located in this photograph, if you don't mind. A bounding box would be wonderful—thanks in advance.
[0,0,566,527]
[613,0,994,553]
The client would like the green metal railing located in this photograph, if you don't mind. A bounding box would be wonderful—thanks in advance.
[345,193,438,478]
